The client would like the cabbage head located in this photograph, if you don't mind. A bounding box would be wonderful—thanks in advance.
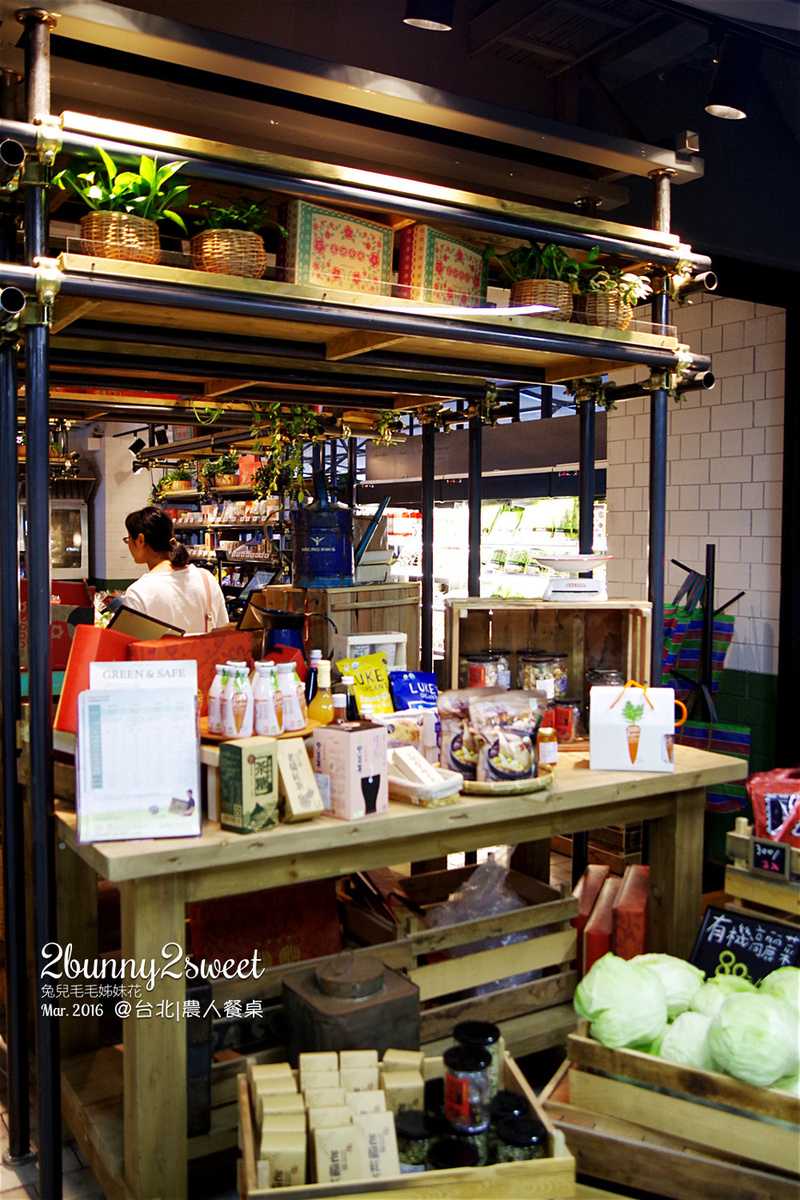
[690,974,755,1020]
[658,1011,714,1070]
[772,1070,800,1098]
[708,993,799,1087]
[758,966,800,1016]
[575,952,668,1049]
[636,953,705,1020]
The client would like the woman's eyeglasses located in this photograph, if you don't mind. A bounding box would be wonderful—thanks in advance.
[123,536,131,544]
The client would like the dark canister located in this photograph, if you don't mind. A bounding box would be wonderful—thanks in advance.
[396,1110,436,1173]
[494,1114,548,1162]
[426,1137,479,1171]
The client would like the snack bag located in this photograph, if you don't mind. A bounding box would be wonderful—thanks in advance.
[748,767,800,848]
[336,652,393,716]
[470,693,543,783]
[389,670,437,711]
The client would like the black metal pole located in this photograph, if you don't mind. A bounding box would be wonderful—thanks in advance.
[572,396,596,887]
[346,436,357,510]
[0,62,32,1170]
[19,10,61,1200]
[468,416,482,597]
[420,421,435,672]
[701,542,715,720]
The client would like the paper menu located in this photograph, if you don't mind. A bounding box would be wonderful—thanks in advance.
[76,687,201,842]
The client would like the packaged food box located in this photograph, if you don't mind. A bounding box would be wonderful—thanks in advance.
[277,200,393,296]
[312,722,389,821]
[218,737,278,834]
[398,223,487,307]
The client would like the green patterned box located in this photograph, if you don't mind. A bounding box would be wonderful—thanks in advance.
[398,223,487,307]
[277,200,393,296]
[219,736,278,834]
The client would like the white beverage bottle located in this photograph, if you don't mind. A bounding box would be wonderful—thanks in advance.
[276,662,305,732]
[207,664,226,734]
[253,661,281,736]
[223,660,254,738]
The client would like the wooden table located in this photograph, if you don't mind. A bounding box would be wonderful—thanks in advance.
[53,744,744,1200]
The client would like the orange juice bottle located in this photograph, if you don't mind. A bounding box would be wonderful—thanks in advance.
[307,659,334,725]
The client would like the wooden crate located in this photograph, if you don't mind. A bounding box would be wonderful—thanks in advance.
[239,1052,576,1199]
[541,1033,800,1199]
[725,830,800,918]
[443,599,651,702]
[262,583,421,670]
[550,835,642,877]
[340,866,578,1055]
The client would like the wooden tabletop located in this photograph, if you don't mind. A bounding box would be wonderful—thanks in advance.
[55,744,745,890]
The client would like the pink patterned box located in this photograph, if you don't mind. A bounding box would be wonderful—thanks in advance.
[398,224,487,307]
[277,200,393,296]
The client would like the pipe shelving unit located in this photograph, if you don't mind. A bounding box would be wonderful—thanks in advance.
[0,13,715,1198]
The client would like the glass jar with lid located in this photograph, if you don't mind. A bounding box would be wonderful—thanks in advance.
[459,651,511,690]
[454,1020,502,1096]
[443,1045,491,1133]
[396,1111,436,1173]
[426,1137,479,1171]
[518,651,568,698]
[494,1113,548,1162]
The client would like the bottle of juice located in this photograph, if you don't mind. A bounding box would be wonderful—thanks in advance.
[253,661,280,736]
[223,661,254,738]
[207,664,226,734]
[308,659,334,725]
[536,724,559,771]
[277,662,305,732]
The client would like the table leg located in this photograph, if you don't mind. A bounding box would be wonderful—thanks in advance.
[120,874,187,1200]
[647,787,705,958]
[56,840,99,1056]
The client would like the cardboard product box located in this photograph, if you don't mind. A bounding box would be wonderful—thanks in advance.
[398,223,487,307]
[277,739,325,822]
[218,737,278,834]
[127,628,254,715]
[312,722,388,821]
[277,200,393,296]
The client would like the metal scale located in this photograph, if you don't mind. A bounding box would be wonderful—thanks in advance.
[534,554,613,602]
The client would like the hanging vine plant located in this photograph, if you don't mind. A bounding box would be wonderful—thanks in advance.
[249,401,325,502]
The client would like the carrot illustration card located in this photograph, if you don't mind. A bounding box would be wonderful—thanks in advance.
[588,683,685,773]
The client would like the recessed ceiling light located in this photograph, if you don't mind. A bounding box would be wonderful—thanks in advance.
[404,0,455,32]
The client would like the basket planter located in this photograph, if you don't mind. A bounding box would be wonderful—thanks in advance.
[509,278,573,322]
[215,473,239,488]
[190,229,267,278]
[575,292,634,330]
[164,480,193,493]
[80,211,161,264]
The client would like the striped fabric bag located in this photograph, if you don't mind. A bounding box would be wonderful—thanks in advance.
[678,689,751,813]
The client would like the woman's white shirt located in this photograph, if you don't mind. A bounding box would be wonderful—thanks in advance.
[123,563,228,635]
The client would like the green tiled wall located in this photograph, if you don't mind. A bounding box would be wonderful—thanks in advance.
[703,668,778,887]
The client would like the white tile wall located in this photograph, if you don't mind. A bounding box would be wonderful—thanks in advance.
[72,422,151,581]
[606,294,785,677]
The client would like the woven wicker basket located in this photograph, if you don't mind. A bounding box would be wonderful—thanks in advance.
[190,229,267,278]
[80,212,161,264]
[215,474,239,488]
[577,292,634,331]
[509,278,573,322]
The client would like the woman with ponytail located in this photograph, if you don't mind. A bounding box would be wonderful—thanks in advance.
[123,506,228,634]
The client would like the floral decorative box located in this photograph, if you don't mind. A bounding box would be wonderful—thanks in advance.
[277,200,393,296]
[398,223,487,307]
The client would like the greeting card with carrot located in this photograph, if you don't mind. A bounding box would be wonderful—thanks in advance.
[622,699,645,764]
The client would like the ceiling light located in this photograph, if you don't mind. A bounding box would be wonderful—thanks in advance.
[154,427,170,446]
[705,34,760,121]
[404,0,454,32]
[128,437,145,456]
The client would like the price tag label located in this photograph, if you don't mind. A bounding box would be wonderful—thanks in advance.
[749,837,791,880]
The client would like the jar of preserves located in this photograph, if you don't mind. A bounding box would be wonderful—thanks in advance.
[554,698,582,742]
[518,652,567,698]
[586,668,625,721]
[443,1045,491,1133]
[459,651,511,690]
[488,1090,527,1160]
[453,1021,502,1096]
[494,1114,548,1162]
[396,1111,436,1173]
[536,724,559,769]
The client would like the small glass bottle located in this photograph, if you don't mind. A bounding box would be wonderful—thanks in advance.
[331,694,348,724]
[308,660,334,725]
[341,675,359,721]
[276,662,305,731]
[305,649,322,706]
[454,1021,502,1097]
[207,664,226,735]
[536,724,559,770]
[222,661,253,738]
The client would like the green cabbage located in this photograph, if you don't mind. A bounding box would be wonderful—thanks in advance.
[772,1070,800,1098]
[574,952,668,1049]
[636,953,705,1020]
[708,993,799,1087]
[690,974,755,1020]
[658,1011,714,1070]
[758,966,800,1015]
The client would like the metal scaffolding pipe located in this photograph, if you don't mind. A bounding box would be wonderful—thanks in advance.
[468,416,482,597]
[421,423,435,672]
[607,372,715,404]
[19,9,61,1199]
[0,117,712,272]
[0,262,712,375]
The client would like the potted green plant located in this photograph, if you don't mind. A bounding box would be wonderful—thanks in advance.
[576,266,652,330]
[156,465,194,498]
[484,241,600,321]
[189,197,286,278]
[204,452,240,488]
[54,147,188,264]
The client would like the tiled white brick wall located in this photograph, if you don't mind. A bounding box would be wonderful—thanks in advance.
[72,422,151,580]
[606,295,785,676]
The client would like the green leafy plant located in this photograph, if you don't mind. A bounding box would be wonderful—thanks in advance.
[150,465,193,503]
[583,266,652,306]
[209,453,240,477]
[484,240,600,288]
[53,147,189,231]
[250,401,324,503]
[190,197,286,235]
[375,410,404,445]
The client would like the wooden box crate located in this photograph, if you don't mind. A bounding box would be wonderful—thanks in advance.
[340,865,578,1056]
[551,823,643,876]
[444,599,651,704]
[541,1032,800,1200]
[262,583,420,670]
[239,1051,575,1199]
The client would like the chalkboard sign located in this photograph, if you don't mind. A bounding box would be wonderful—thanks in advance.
[749,837,791,880]
[690,905,800,983]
